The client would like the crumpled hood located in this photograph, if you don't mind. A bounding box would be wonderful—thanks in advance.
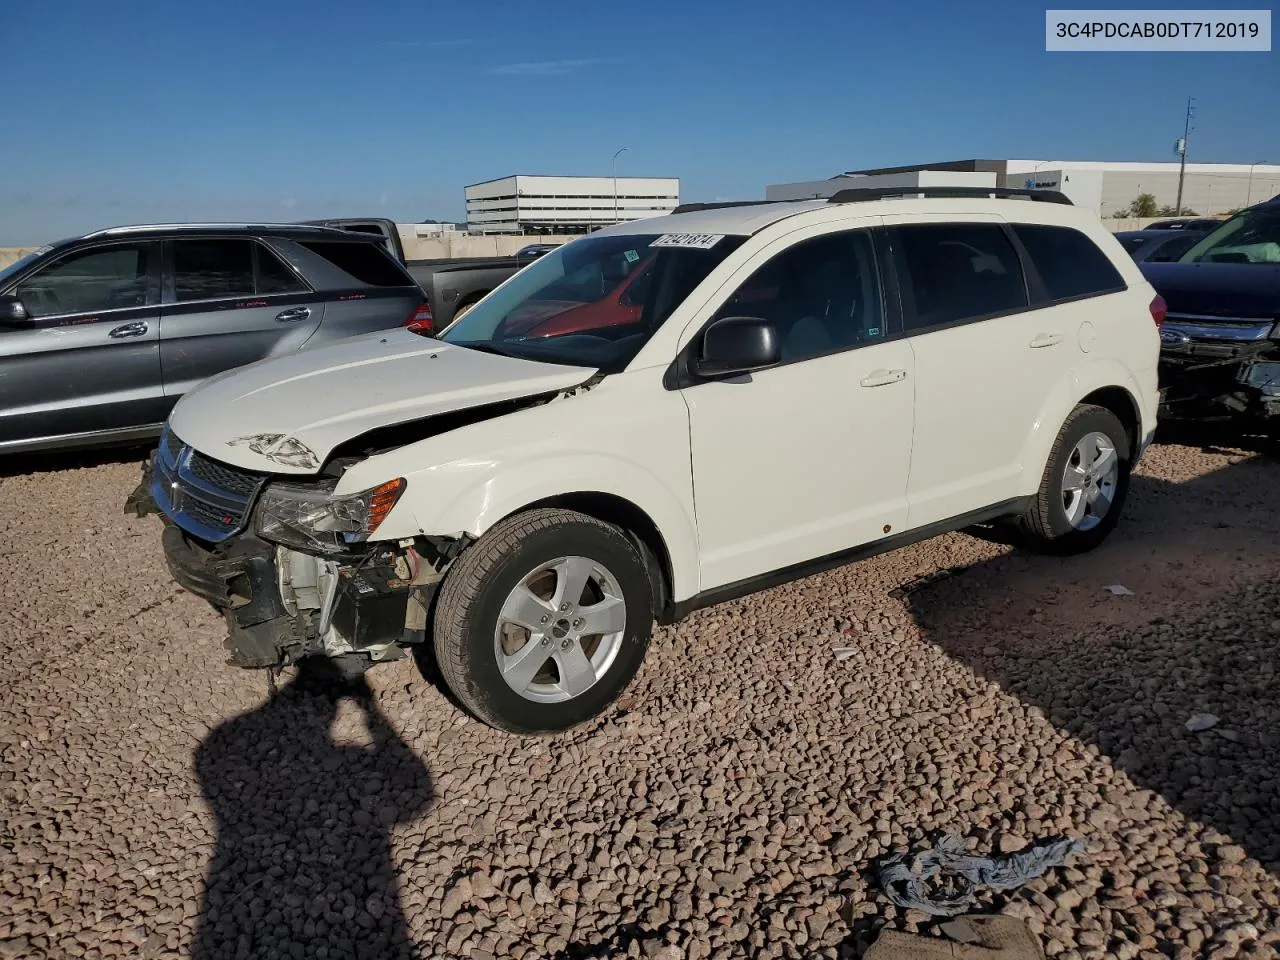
[1141,261,1280,319]
[167,329,595,473]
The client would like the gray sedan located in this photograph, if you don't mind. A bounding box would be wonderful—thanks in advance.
[0,223,429,454]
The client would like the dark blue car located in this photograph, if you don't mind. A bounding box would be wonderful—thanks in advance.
[1141,195,1280,430]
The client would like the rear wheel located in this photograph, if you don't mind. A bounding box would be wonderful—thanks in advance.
[1017,404,1131,554]
[451,297,483,322]
[433,508,653,734]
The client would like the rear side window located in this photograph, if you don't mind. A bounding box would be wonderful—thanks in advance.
[1012,224,1126,302]
[173,239,310,301]
[173,239,255,302]
[255,243,308,294]
[896,223,1028,331]
[297,241,409,287]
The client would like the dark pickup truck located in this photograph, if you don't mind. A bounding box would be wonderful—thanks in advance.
[1141,194,1280,432]
[301,217,556,330]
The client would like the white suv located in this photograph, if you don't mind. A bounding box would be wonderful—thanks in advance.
[129,188,1162,734]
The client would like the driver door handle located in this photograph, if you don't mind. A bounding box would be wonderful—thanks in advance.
[108,321,149,339]
[275,307,311,323]
[1029,332,1063,348]
[860,368,907,387]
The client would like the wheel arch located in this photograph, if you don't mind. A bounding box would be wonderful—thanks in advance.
[497,491,678,624]
[1017,362,1147,497]
[1078,384,1141,457]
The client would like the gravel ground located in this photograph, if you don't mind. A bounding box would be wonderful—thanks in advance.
[1,440,1278,960]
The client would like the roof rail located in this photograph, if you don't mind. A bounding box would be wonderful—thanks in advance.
[827,186,1072,205]
[670,200,783,215]
[81,222,349,239]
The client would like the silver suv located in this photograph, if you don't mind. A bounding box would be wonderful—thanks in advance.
[0,223,429,454]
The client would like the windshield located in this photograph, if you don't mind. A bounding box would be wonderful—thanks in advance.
[1178,207,1280,265]
[0,245,55,287]
[438,232,747,371]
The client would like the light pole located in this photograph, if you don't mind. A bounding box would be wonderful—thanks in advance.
[1247,160,1267,207]
[1024,159,1052,189]
[1174,96,1195,215]
[612,146,629,225]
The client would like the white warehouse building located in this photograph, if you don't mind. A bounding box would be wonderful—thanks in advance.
[465,175,680,233]
[768,159,1280,219]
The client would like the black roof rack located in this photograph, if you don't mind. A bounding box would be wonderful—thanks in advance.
[670,200,782,215]
[827,186,1072,205]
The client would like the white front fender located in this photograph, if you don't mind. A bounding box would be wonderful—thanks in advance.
[336,376,703,602]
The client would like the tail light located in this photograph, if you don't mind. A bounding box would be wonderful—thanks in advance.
[1149,294,1167,330]
[405,301,433,335]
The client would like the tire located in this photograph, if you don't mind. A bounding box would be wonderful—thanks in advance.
[451,297,481,322]
[433,508,653,734]
[1016,404,1131,555]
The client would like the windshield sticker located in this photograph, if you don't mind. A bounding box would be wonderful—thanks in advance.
[650,233,725,250]
[623,249,640,263]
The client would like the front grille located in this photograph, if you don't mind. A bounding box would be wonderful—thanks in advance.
[153,429,268,543]
[188,451,263,497]
[184,496,242,532]
[1164,315,1275,342]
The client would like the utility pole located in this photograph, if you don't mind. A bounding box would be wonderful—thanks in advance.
[612,146,629,225]
[1174,97,1195,215]
[1247,160,1267,207]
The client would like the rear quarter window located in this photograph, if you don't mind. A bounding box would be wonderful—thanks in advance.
[296,241,411,287]
[1012,224,1127,303]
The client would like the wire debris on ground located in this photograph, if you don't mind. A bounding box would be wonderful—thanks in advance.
[877,833,1085,917]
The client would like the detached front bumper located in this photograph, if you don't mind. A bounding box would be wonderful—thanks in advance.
[127,457,435,669]
[163,523,316,666]
[1159,352,1280,425]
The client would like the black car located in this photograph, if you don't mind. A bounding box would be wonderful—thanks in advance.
[1115,228,1212,264]
[0,223,428,454]
[1141,195,1280,430]
[1146,217,1224,231]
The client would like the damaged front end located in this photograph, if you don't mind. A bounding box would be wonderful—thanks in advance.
[1158,317,1280,427]
[125,426,462,670]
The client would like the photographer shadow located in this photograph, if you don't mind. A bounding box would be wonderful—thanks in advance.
[192,658,434,960]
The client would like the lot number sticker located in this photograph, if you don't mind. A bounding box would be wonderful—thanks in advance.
[650,233,724,250]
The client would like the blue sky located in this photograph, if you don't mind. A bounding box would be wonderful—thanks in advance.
[2,0,1277,244]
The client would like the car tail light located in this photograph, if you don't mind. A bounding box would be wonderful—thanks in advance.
[405,301,433,334]
[1149,294,1167,330]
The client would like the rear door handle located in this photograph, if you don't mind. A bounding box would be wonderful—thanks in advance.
[275,307,312,323]
[1029,332,1063,348]
[108,321,148,339]
[860,368,907,387]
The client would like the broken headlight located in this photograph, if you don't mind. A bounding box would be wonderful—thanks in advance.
[255,478,406,554]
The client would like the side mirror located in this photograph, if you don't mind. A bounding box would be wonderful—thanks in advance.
[0,295,30,326]
[693,316,781,377]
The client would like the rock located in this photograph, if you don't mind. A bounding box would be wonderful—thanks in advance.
[1216,845,1247,865]
[1055,889,1084,912]
[1185,714,1220,733]
[998,834,1029,854]
[441,882,469,917]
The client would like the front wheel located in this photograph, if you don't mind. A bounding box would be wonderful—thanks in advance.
[1016,404,1131,554]
[432,508,653,734]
